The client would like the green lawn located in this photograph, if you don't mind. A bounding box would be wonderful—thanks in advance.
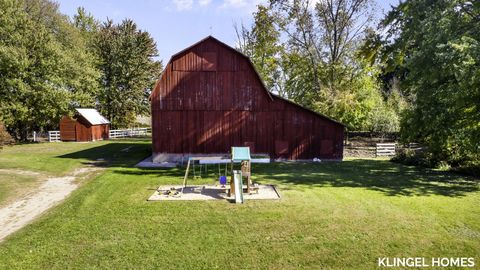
[0,173,38,206]
[0,139,151,175]
[0,139,479,269]
[0,139,151,206]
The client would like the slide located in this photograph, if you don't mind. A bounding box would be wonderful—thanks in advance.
[233,170,244,204]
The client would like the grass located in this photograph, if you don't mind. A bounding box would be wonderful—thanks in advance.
[0,139,479,269]
[0,138,150,175]
[0,172,38,206]
[0,138,150,206]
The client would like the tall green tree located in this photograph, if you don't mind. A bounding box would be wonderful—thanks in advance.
[73,7,98,34]
[237,0,395,131]
[73,6,99,49]
[235,5,283,93]
[95,19,162,128]
[381,0,480,168]
[0,0,99,140]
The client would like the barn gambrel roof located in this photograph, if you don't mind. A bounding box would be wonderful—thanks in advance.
[153,36,344,127]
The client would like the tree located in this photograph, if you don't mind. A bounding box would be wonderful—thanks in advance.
[0,0,100,140]
[235,5,283,93]
[95,19,162,128]
[381,0,480,168]
[0,0,162,139]
[73,6,99,51]
[237,0,394,131]
[73,7,98,34]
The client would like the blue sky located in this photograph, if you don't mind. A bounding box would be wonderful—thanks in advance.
[57,0,399,63]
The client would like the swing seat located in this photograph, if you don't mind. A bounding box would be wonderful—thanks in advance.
[219,175,227,185]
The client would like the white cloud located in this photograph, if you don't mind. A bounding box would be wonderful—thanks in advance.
[220,0,265,11]
[199,0,212,6]
[222,0,248,8]
[173,0,194,11]
[169,0,265,12]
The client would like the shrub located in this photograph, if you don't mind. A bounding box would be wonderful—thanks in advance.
[452,161,480,178]
[0,121,14,149]
[391,147,439,168]
[392,147,480,177]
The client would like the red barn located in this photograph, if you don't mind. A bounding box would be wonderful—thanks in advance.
[60,109,110,142]
[150,36,344,162]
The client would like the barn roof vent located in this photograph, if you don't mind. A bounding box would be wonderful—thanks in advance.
[75,108,110,125]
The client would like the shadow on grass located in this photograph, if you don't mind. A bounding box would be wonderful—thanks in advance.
[113,159,479,197]
[57,139,151,168]
[59,142,478,197]
[255,159,479,197]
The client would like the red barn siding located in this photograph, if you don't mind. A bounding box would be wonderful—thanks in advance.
[60,116,76,141]
[75,115,92,142]
[91,124,109,141]
[151,36,344,160]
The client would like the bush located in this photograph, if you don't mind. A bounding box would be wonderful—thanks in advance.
[0,121,14,149]
[391,148,438,168]
[452,161,480,178]
[392,147,480,177]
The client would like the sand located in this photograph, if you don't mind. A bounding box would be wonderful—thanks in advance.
[148,184,281,201]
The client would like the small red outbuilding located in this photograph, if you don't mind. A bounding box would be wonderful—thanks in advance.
[60,109,110,142]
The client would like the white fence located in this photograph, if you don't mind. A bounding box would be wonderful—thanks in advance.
[376,143,396,157]
[47,128,150,142]
[109,128,151,139]
[48,131,61,142]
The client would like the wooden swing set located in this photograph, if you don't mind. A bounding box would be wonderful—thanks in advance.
[181,147,258,201]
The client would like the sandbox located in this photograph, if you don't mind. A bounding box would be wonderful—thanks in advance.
[148,184,280,201]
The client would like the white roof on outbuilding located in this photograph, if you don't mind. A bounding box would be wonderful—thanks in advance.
[75,108,110,125]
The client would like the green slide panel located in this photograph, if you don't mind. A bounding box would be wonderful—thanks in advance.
[232,147,251,162]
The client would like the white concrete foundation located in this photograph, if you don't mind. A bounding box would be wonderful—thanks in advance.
[152,152,271,164]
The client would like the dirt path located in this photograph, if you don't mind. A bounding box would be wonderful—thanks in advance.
[0,167,101,242]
